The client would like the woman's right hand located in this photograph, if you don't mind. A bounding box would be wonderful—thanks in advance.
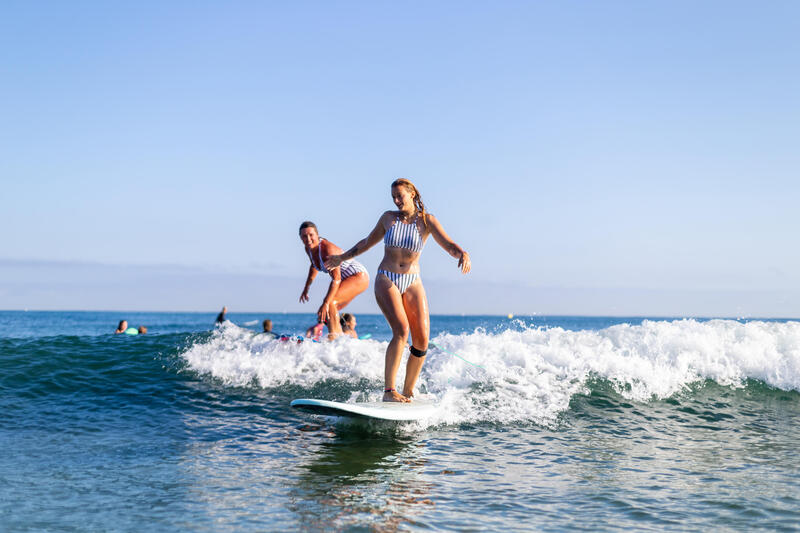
[317,303,329,325]
[299,289,309,303]
[324,254,343,271]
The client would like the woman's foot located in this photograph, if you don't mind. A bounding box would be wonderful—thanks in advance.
[383,388,410,402]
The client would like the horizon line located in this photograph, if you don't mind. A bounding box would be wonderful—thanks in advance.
[1,309,797,321]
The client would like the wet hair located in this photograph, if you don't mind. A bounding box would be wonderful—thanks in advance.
[263,319,272,332]
[340,313,354,329]
[117,320,126,329]
[391,178,427,228]
[299,221,317,235]
[138,326,147,334]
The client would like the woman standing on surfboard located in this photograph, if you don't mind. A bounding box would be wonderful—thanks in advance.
[325,179,470,402]
[299,221,369,338]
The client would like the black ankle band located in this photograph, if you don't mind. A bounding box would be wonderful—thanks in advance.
[409,346,427,358]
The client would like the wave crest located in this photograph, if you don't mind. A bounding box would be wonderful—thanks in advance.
[180,319,800,426]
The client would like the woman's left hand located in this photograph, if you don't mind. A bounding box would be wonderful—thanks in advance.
[458,251,471,274]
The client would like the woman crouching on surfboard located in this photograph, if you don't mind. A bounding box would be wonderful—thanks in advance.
[299,221,369,338]
[325,179,470,402]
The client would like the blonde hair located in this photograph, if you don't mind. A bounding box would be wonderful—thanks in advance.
[391,178,427,228]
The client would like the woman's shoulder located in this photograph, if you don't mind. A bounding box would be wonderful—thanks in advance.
[380,210,398,223]
[420,212,438,235]
[419,211,436,226]
[319,238,342,256]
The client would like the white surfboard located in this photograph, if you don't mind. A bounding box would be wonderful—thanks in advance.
[291,398,438,421]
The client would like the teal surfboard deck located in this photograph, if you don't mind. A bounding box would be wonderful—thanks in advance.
[290,398,438,421]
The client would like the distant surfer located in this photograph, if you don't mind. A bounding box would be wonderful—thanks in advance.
[325,178,470,402]
[340,313,358,339]
[215,306,227,324]
[298,221,369,338]
[261,319,279,339]
[115,320,140,335]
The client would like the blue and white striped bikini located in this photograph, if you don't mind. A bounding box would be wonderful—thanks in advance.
[309,240,368,280]
[378,213,426,294]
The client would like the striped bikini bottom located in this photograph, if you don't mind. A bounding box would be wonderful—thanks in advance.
[340,259,368,280]
[378,269,420,294]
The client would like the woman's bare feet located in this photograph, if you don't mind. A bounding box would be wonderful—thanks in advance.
[383,389,410,402]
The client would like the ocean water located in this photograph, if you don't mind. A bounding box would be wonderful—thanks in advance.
[1,311,799,531]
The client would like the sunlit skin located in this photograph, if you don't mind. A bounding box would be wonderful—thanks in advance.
[299,226,369,338]
[115,320,128,334]
[326,183,470,402]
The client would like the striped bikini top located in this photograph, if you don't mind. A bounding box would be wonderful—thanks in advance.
[384,213,425,253]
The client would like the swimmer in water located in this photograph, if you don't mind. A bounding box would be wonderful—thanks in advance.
[115,320,128,334]
[298,221,369,338]
[326,178,470,402]
[305,322,324,341]
[340,313,358,339]
[262,319,278,338]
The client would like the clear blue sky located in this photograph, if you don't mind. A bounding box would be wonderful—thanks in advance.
[2,1,799,315]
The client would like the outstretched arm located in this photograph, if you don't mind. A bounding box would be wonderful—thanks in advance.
[324,214,388,270]
[428,214,471,274]
[299,264,317,303]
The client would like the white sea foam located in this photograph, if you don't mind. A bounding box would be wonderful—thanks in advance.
[183,322,386,388]
[181,319,800,427]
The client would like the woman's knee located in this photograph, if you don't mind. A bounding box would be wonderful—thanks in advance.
[392,324,410,340]
[410,336,429,351]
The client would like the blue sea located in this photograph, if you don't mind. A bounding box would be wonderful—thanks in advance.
[2,310,799,531]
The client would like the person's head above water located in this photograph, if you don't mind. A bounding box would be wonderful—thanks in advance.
[116,320,128,333]
[263,319,272,333]
[340,313,356,331]
[138,326,147,334]
[391,178,427,225]
[299,221,320,248]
